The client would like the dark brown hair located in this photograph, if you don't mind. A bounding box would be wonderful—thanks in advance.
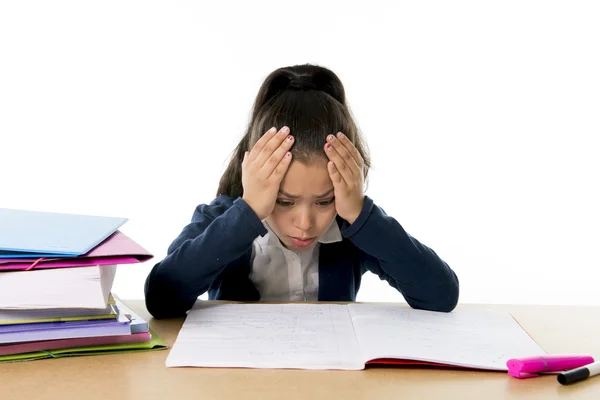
[217,64,370,198]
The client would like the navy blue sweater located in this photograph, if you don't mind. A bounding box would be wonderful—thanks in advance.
[144,195,459,318]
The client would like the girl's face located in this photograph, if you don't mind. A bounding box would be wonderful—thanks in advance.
[266,158,337,252]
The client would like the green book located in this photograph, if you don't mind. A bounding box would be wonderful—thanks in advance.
[0,329,167,363]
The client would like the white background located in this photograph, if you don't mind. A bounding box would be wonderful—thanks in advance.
[1,1,598,305]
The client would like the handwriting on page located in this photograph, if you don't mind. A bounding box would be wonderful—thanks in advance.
[347,305,544,370]
[165,303,363,370]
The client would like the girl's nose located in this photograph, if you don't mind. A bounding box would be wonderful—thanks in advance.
[294,207,314,232]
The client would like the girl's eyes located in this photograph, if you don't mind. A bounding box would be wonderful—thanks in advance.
[316,199,335,206]
[275,199,335,207]
[275,200,294,207]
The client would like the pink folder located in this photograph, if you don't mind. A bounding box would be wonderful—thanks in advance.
[0,231,153,271]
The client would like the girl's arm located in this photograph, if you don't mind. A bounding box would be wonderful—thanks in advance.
[144,196,267,318]
[341,196,459,312]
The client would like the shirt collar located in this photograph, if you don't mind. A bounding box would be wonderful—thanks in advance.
[318,218,343,244]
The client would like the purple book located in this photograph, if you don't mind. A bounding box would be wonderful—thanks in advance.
[0,313,131,344]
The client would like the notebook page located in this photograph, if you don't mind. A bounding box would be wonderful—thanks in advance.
[0,265,115,309]
[347,304,545,370]
[166,303,363,370]
[100,264,117,305]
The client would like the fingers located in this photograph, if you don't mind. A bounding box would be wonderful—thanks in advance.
[327,161,344,187]
[327,133,361,173]
[335,132,363,167]
[248,127,277,162]
[325,134,359,185]
[253,126,291,168]
[270,151,293,182]
[262,134,294,178]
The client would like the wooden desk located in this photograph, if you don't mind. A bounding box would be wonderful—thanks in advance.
[1,302,599,400]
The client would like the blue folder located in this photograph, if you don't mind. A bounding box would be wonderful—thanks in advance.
[0,208,128,258]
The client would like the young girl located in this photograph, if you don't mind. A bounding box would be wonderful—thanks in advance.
[144,64,459,318]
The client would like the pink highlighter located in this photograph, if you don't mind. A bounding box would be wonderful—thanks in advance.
[507,354,595,379]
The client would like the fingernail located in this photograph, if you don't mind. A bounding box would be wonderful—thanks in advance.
[337,132,344,138]
[326,143,332,150]
[286,135,293,142]
[280,126,289,135]
[328,135,335,142]
[268,127,277,134]
[286,152,291,157]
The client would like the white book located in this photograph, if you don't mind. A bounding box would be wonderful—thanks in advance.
[166,303,545,371]
[0,265,116,310]
[0,304,116,325]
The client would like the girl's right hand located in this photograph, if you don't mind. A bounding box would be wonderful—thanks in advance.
[242,126,294,220]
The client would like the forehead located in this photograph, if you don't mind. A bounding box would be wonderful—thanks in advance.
[280,159,332,197]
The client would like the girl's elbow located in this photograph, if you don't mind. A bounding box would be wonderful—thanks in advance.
[405,280,459,313]
[434,276,460,312]
[437,289,459,312]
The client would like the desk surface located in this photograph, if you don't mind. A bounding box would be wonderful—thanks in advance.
[1,302,599,400]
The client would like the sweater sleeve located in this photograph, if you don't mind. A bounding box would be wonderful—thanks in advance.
[144,196,267,318]
[340,196,459,312]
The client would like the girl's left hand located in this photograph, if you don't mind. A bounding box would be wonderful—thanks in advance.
[324,132,365,225]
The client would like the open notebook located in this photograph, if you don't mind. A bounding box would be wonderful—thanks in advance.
[166,303,545,370]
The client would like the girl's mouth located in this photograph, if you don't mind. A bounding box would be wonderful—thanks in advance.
[289,237,316,248]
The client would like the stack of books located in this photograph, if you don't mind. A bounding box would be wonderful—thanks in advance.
[0,208,166,362]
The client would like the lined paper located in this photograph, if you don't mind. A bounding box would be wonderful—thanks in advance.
[166,302,545,370]
[348,304,544,370]
[166,303,363,370]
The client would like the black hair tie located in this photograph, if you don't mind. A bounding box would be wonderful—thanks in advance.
[288,77,317,90]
